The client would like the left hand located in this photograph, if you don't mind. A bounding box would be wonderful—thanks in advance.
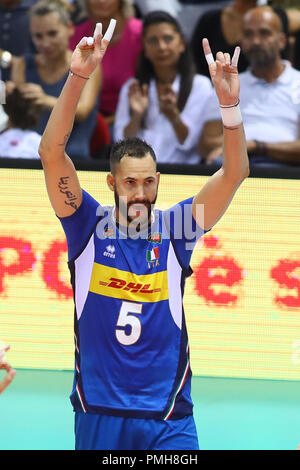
[158,85,180,123]
[202,38,240,106]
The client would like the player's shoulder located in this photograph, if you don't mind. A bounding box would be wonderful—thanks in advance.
[160,197,195,223]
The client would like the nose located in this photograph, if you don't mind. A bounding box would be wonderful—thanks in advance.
[134,185,146,201]
[251,33,263,46]
[38,36,52,49]
[157,38,168,50]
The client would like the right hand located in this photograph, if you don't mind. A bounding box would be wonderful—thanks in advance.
[70,22,115,79]
[128,79,149,117]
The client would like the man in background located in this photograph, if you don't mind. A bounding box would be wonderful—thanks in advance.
[199,6,300,167]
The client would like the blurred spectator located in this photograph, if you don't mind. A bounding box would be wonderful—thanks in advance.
[199,6,300,168]
[67,0,88,24]
[0,0,36,55]
[10,0,101,160]
[69,0,142,129]
[284,0,300,69]
[134,0,182,18]
[0,82,42,158]
[294,30,300,70]
[0,77,8,131]
[270,0,300,36]
[0,0,37,80]
[114,10,213,164]
[134,1,230,41]
[0,345,16,395]
[190,0,294,78]
[0,104,8,131]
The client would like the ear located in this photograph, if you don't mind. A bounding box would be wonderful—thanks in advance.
[156,172,160,187]
[278,32,287,52]
[178,35,186,55]
[107,173,115,191]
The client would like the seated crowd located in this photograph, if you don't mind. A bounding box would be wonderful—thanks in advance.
[0,0,300,169]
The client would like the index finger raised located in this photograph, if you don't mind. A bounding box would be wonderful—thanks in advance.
[202,38,214,66]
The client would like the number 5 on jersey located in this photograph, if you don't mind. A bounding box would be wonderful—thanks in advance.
[115,301,143,346]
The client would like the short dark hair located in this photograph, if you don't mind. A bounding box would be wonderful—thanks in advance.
[109,137,157,174]
[3,87,42,130]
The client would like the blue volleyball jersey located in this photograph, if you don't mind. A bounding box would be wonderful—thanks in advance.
[59,189,205,421]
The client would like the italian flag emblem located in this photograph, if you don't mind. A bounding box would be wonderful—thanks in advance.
[146,246,159,262]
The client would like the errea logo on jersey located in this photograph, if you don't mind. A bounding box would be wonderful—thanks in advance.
[103,245,116,259]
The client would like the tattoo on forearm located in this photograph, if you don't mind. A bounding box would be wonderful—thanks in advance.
[58,133,71,147]
[58,176,78,210]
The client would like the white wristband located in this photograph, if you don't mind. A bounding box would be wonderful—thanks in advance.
[220,104,242,127]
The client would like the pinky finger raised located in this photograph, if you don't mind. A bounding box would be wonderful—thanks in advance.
[231,46,241,68]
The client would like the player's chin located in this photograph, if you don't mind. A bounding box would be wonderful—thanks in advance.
[127,210,150,226]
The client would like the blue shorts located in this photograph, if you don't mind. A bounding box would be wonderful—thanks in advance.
[75,413,199,450]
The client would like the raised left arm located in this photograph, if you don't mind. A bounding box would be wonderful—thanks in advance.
[192,38,249,231]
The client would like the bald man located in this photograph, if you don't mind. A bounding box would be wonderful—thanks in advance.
[199,6,300,168]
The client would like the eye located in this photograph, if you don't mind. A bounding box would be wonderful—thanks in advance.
[260,29,272,38]
[145,37,158,47]
[243,30,253,39]
[163,35,174,44]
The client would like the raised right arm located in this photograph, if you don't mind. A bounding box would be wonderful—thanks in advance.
[38,21,116,218]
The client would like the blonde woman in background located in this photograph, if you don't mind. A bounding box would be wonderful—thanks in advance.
[11,0,101,160]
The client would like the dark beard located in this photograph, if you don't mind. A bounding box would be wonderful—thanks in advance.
[114,187,157,230]
[245,46,278,69]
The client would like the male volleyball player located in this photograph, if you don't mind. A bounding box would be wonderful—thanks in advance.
[38,19,249,450]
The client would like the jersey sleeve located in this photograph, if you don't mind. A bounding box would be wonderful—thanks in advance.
[58,189,102,261]
[163,197,207,270]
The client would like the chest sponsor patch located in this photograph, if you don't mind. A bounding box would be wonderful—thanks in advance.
[89,263,169,303]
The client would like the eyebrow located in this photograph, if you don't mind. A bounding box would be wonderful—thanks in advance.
[33,29,58,35]
[123,176,155,181]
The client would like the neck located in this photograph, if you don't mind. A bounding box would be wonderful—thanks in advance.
[40,49,71,69]
[154,66,177,85]
[251,58,285,83]
[115,207,150,233]
[93,11,125,37]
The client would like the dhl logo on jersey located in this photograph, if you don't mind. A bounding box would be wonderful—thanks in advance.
[89,263,169,303]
